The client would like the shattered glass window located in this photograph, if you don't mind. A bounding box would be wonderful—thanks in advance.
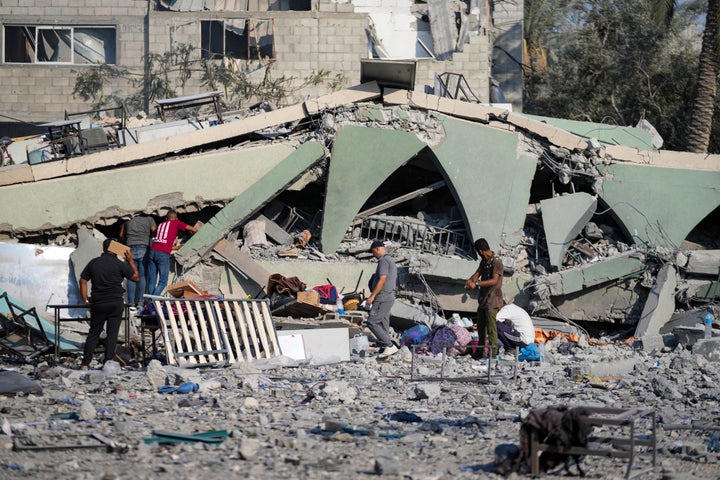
[200,19,273,60]
[3,25,116,64]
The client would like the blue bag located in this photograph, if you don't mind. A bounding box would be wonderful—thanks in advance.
[518,343,540,362]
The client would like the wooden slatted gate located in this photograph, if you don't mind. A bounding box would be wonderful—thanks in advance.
[147,296,280,367]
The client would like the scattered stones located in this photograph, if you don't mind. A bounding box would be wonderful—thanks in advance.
[1,339,719,479]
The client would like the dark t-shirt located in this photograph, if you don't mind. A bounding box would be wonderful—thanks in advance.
[476,255,504,309]
[80,252,134,304]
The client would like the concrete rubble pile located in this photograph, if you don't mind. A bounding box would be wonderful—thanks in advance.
[0,85,719,478]
[1,339,719,478]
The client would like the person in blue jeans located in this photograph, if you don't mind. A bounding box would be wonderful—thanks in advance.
[147,211,198,296]
[119,214,156,306]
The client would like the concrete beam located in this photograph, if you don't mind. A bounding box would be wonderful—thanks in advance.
[634,264,677,338]
[539,193,597,268]
[320,125,426,254]
[541,251,646,296]
[383,88,508,122]
[597,163,720,248]
[0,144,295,235]
[524,114,653,149]
[175,141,325,268]
[432,114,536,249]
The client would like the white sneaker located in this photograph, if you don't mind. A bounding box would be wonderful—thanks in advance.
[377,345,399,359]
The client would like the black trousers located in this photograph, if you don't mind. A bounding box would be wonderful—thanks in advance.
[82,301,123,366]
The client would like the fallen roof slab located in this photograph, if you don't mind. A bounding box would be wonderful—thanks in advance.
[0,83,381,187]
[175,141,325,267]
[0,144,295,235]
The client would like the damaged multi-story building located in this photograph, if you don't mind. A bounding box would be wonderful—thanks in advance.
[0,1,718,351]
[0,81,718,350]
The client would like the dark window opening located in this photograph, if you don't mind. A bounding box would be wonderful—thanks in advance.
[200,19,274,60]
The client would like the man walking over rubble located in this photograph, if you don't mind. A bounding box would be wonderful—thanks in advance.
[147,210,197,296]
[465,238,503,358]
[79,239,139,370]
[366,240,399,359]
[119,214,156,308]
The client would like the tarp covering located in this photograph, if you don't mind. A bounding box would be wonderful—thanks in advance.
[0,370,43,396]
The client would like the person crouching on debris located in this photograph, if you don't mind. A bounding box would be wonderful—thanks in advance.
[366,240,399,359]
[465,238,503,358]
[79,238,139,370]
[496,301,535,352]
[147,210,198,296]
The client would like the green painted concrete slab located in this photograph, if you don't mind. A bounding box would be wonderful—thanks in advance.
[524,114,654,149]
[320,126,426,253]
[432,114,536,250]
[545,252,646,296]
[176,141,325,267]
[540,192,597,268]
[0,144,295,233]
[598,163,720,248]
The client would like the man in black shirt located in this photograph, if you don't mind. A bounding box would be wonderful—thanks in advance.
[79,239,139,369]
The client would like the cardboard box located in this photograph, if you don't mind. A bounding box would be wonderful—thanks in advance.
[166,280,208,299]
[297,291,320,306]
[107,240,130,257]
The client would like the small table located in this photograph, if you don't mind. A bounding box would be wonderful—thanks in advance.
[48,304,130,358]
[138,313,161,364]
[39,119,85,159]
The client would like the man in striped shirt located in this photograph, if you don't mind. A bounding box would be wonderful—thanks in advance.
[147,210,198,296]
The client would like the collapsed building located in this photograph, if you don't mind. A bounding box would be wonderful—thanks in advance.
[0,82,719,353]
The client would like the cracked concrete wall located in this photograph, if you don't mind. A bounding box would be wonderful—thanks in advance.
[0,144,295,236]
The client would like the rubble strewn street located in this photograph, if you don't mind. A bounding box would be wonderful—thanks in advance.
[1,337,719,479]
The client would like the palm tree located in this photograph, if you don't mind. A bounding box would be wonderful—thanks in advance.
[654,0,719,153]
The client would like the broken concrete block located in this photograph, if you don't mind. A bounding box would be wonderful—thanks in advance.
[635,264,677,338]
[539,192,597,268]
[243,219,268,248]
[256,214,292,245]
[79,400,97,420]
[685,250,720,276]
[693,338,720,361]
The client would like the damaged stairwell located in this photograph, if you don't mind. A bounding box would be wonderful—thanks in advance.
[0,86,718,343]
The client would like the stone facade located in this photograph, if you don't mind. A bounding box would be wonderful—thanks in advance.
[0,0,502,125]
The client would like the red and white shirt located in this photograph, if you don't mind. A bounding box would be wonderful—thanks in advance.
[150,219,188,254]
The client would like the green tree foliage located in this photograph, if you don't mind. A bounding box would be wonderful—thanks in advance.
[524,0,712,152]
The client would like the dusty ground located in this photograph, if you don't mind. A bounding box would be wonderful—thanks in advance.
[0,339,718,480]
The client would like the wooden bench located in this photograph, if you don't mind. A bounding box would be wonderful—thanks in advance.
[529,407,656,479]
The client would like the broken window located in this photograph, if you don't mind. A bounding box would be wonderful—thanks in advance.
[3,26,117,64]
[158,0,311,12]
[200,19,274,60]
